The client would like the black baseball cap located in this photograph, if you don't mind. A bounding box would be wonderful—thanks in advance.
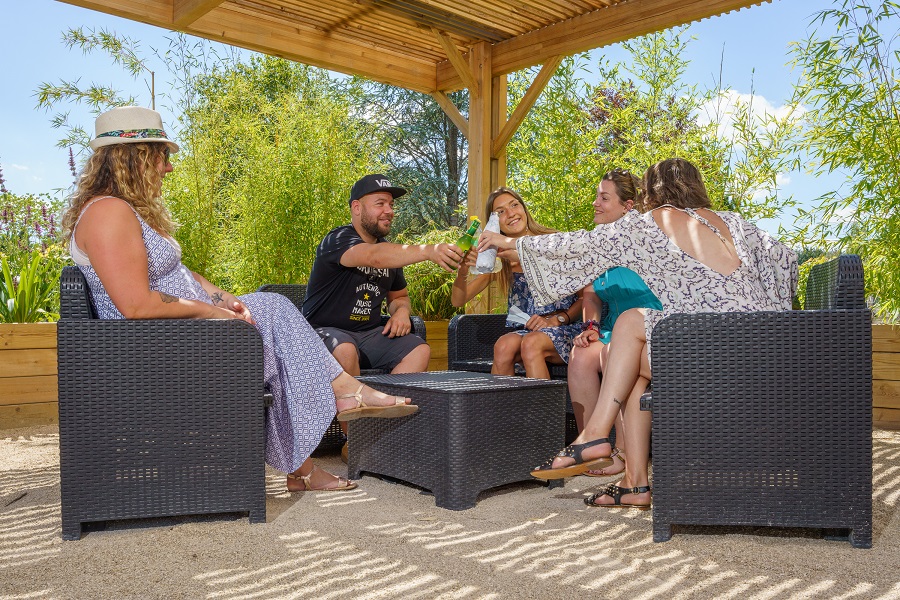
[349,174,407,205]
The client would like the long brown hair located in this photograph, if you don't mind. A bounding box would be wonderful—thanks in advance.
[641,158,711,210]
[602,169,644,211]
[485,187,556,296]
[63,142,176,241]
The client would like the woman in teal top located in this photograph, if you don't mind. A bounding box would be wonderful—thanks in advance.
[568,169,661,477]
[593,267,662,344]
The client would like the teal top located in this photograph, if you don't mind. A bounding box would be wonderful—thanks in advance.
[593,266,663,344]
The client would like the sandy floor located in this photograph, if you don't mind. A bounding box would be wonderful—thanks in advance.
[1,426,899,600]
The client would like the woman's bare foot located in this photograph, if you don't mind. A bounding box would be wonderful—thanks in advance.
[287,464,357,492]
[333,383,412,413]
[548,435,612,470]
[585,448,625,477]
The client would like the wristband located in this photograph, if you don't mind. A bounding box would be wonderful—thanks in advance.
[581,319,601,333]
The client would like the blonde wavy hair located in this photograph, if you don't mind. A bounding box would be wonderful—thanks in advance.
[63,142,176,241]
[485,187,557,296]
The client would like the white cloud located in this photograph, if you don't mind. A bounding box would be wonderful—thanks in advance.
[11,164,29,171]
[696,90,804,141]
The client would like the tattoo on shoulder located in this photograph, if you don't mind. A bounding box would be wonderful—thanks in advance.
[211,292,224,305]
[159,292,179,304]
[613,397,623,406]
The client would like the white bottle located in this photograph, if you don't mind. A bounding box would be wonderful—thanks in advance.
[474,212,501,274]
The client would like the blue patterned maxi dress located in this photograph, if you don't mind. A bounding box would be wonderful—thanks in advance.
[507,271,582,363]
[70,197,342,473]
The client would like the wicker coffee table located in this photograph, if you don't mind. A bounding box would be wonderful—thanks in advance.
[347,370,568,510]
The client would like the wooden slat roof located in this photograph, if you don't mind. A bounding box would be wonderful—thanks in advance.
[57,0,769,93]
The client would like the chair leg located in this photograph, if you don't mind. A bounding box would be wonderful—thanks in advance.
[652,521,672,542]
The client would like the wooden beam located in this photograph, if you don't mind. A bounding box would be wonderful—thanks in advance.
[467,41,492,229]
[437,0,767,90]
[430,92,469,140]
[492,55,562,158]
[173,0,225,27]
[432,27,480,97]
[55,0,437,93]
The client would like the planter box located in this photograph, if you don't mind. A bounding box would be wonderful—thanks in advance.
[425,320,449,371]
[0,323,59,428]
[873,324,900,429]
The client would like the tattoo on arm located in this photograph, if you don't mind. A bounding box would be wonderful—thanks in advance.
[613,397,623,406]
[211,292,224,305]
[159,292,179,304]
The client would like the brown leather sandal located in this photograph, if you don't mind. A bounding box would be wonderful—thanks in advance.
[336,384,419,422]
[287,465,358,492]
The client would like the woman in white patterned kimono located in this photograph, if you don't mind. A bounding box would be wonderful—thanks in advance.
[478,158,797,509]
[63,107,418,494]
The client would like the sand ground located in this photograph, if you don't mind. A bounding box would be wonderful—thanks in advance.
[1,425,899,600]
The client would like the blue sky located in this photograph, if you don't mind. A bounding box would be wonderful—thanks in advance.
[1,0,835,234]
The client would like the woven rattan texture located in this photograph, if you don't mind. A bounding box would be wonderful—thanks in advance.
[348,371,567,509]
[58,268,267,540]
[448,313,612,444]
[257,282,427,451]
[651,255,872,548]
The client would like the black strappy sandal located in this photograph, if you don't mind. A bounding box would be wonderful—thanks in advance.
[584,483,652,510]
[530,438,613,480]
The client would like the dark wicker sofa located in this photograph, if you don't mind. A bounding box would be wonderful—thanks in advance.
[58,267,268,540]
[649,254,872,547]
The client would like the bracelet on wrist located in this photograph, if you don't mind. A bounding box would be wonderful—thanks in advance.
[582,319,601,332]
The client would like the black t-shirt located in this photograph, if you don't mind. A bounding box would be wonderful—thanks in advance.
[302,224,408,332]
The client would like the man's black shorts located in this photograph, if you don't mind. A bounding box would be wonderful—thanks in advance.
[314,326,426,372]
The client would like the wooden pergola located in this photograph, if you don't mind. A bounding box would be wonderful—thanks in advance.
[57,0,767,218]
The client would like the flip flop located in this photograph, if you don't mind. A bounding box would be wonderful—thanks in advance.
[287,465,358,492]
[584,483,651,510]
[530,438,613,480]
[336,384,418,422]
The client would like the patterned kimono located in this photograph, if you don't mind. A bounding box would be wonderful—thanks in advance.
[517,207,798,361]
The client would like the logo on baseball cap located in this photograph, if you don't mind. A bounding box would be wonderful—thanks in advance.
[349,174,407,205]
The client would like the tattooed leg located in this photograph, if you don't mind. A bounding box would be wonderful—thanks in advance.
[159,292,179,303]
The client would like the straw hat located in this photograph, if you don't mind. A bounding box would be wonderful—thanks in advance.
[89,106,180,153]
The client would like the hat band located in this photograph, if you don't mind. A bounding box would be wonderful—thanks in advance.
[96,128,169,141]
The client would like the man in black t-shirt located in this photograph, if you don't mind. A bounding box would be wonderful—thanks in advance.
[303,174,464,375]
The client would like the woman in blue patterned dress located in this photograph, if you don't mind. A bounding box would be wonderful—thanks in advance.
[479,158,797,508]
[568,170,661,478]
[451,188,583,379]
[62,106,417,494]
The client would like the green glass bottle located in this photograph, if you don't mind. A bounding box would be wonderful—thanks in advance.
[456,217,481,251]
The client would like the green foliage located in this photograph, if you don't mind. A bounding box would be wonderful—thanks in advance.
[507,54,600,231]
[795,253,833,310]
[352,82,468,234]
[506,29,799,229]
[789,0,900,320]
[35,27,150,153]
[0,189,67,321]
[393,226,465,320]
[164,56,384,294]
[0,249,62,323]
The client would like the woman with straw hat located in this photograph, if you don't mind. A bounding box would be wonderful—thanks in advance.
[62,106,418,493]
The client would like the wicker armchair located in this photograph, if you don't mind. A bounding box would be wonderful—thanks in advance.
[57,267,268,540]
[649,254,872,547]
[256,283,427,451]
